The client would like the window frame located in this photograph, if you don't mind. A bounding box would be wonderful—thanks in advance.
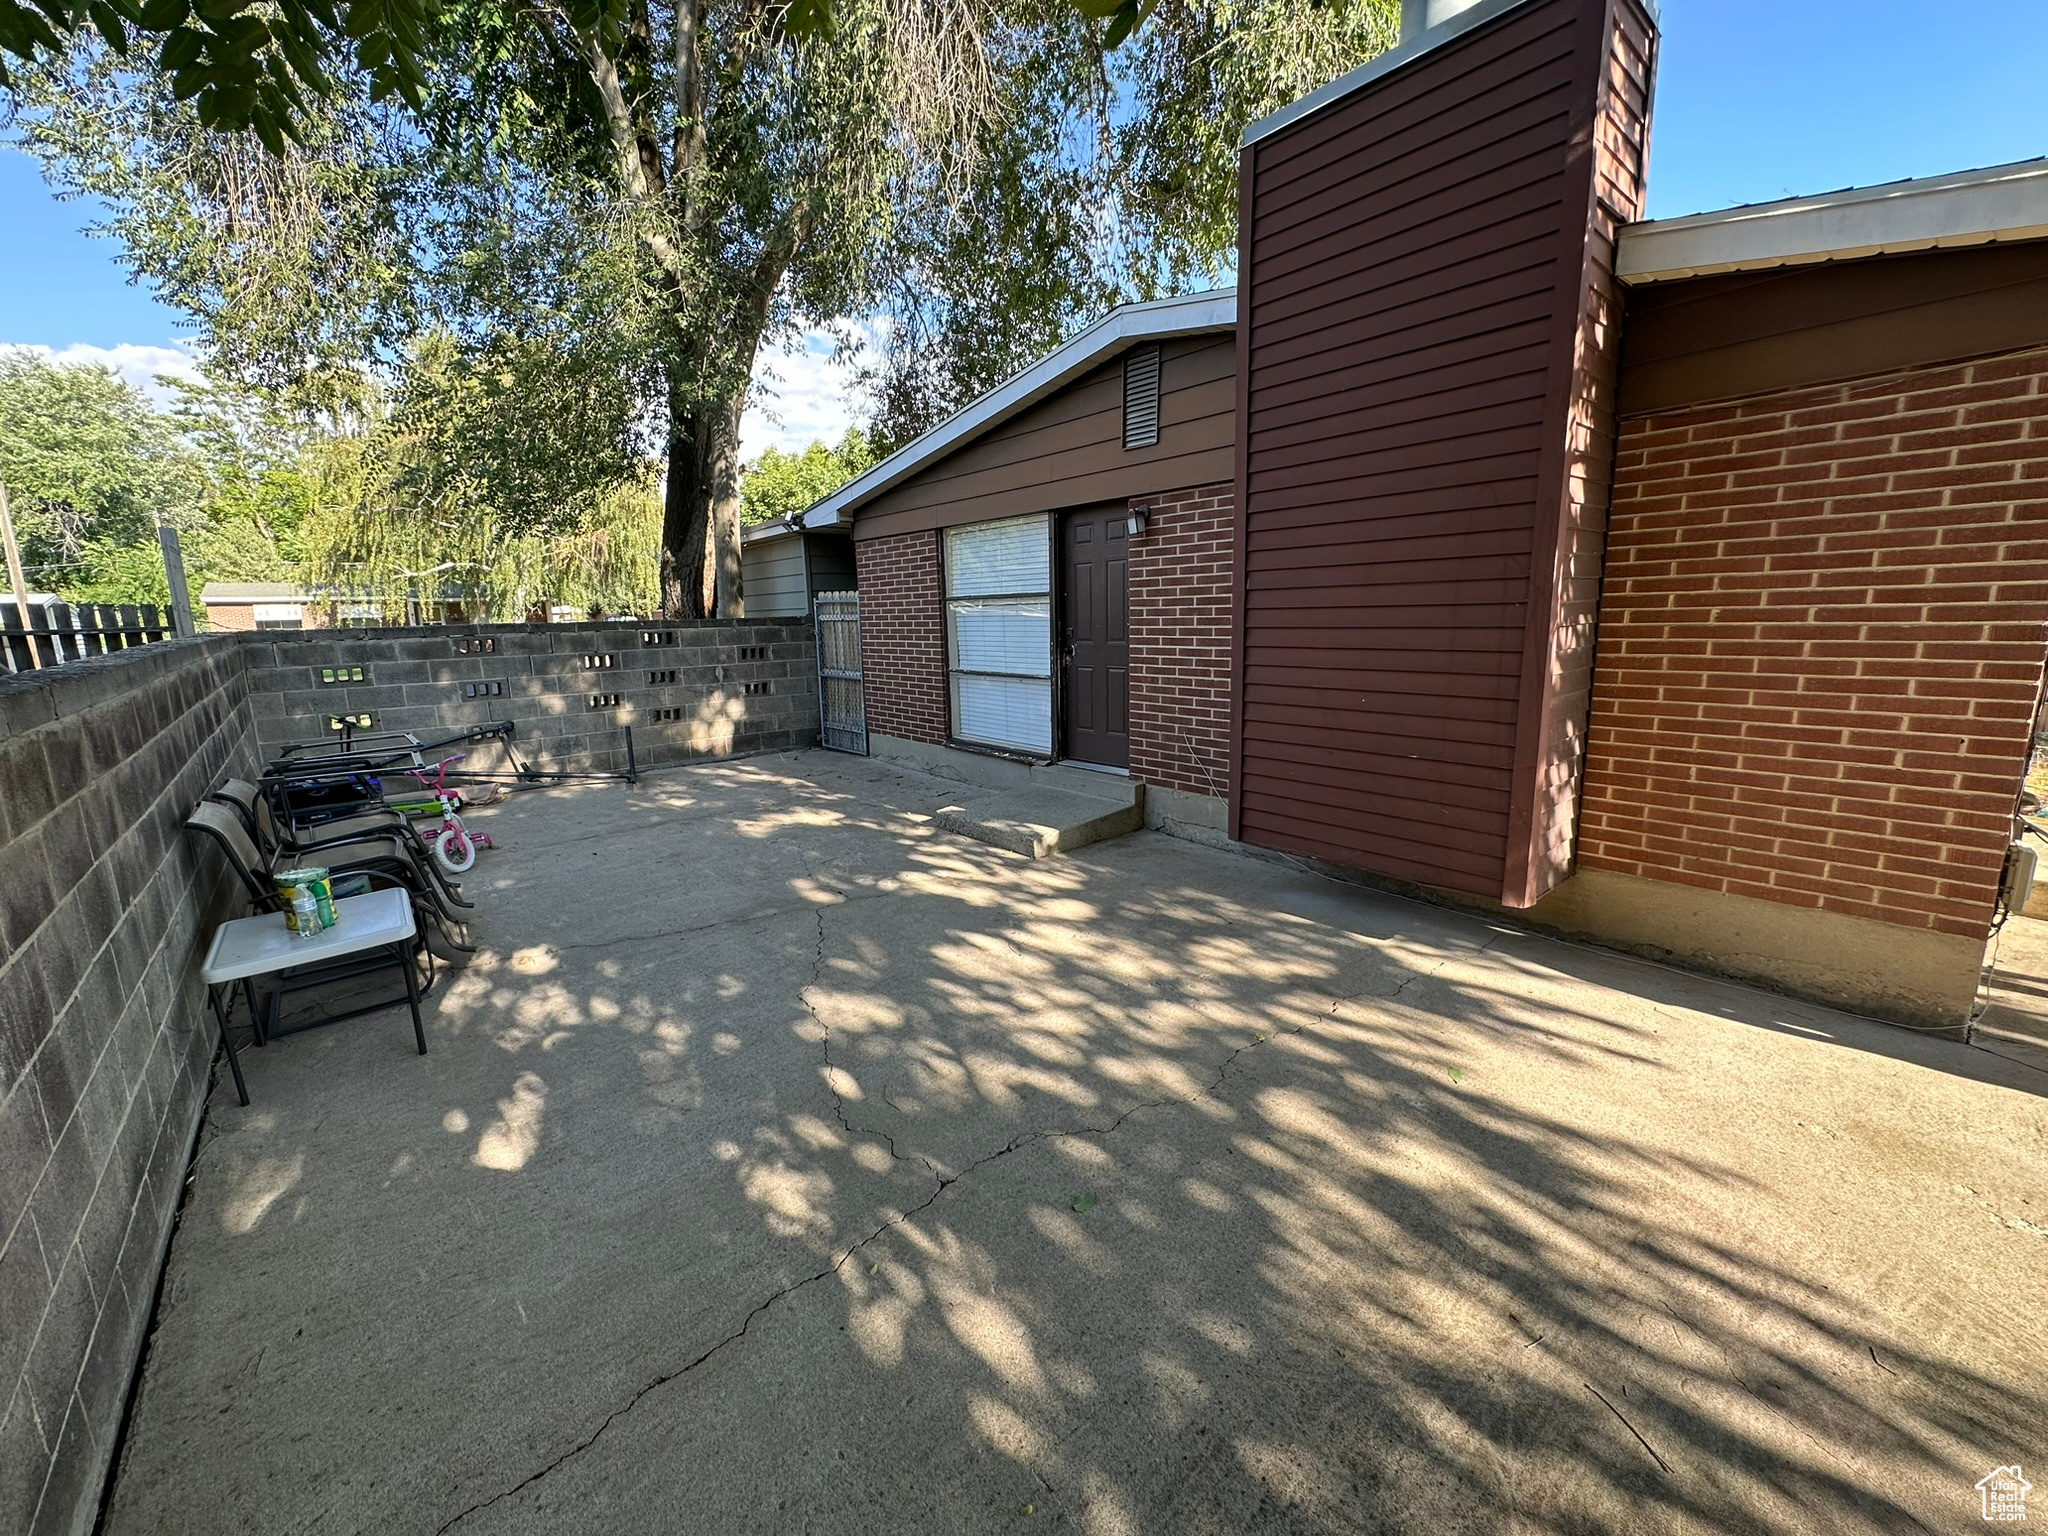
[940,514,1058,762]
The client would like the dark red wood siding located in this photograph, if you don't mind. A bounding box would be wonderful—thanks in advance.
[1232,0,1655,904]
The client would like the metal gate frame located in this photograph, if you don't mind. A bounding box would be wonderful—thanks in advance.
[815,590,867,754]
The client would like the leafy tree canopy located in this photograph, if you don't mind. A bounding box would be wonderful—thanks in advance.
[0,340,655,618]
[10,0,1398,616]
[0,0,436,153]
[739,430,876,526]
[0,347,202,579]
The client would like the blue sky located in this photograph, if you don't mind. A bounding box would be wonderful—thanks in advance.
[2,0,2044,444]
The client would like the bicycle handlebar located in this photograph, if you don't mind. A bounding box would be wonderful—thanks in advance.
[408,752,470,788]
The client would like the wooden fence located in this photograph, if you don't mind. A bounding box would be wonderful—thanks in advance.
[2,603,174,674]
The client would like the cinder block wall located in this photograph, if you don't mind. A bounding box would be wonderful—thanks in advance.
[1128,483,1234,804]
[1549,344,2048,1025]
[242,621,818,771]
[0,639,258,1534]
[853,532,948,747]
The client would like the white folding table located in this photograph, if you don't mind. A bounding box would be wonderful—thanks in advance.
[200,887,425,1105]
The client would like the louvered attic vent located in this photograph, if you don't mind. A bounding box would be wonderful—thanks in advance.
[1122,345,1161,449]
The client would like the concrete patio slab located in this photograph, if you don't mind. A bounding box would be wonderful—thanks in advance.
[100,751,2047,1535]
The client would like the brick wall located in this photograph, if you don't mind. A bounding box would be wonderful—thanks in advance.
[855,531,947,746]
[1578,345,2048,940]
[244,621,818,772]
[1129,483,1234,801]
[200,604,256,632]
[1,640,257,1534]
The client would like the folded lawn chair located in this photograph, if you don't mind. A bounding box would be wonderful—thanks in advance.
[219,775,412,852]
[211,777,475,926]
[186,803,439,1075]
[192,795,474,958]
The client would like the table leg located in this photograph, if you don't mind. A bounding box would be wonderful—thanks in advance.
[401,941,427,1055]
[208,984,250,1106]
[241,978,266,1046]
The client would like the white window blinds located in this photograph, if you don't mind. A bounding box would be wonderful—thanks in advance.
[945,515,1052,755]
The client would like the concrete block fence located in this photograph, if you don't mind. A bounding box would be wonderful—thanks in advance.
[1,640,257,1536]
[244,620,818,772]
[0,616,819,1532]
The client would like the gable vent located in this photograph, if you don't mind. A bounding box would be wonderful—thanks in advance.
[1122,345,1161,449]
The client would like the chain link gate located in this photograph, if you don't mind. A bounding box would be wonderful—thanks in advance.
[815,590,867,754]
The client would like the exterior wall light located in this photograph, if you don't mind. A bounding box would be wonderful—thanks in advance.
[1127,505,1151,537]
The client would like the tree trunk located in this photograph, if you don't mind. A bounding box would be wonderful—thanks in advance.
[657,378,745,619]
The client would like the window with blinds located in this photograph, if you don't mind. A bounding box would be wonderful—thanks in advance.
[945,514,1052,755]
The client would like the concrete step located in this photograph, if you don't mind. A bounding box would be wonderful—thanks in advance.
[933,784,1145,858]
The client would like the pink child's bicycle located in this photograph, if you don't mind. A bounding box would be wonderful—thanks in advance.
[406,752,494,875]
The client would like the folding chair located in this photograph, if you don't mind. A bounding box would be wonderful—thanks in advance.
[207,778,475,953]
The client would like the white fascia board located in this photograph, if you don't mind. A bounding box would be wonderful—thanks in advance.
[1617,159,2048,285]
[740,519,802,548]
[1241,0,1542,148]
[796,288,1237,531]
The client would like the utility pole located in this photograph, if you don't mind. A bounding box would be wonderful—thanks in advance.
[0,479,42,669]
[158,525,197,636]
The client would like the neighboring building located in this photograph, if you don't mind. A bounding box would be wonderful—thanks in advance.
[788,0,2048,1034]
[738,521,858,618]
[200,583,481,630]
[198,582,325,632]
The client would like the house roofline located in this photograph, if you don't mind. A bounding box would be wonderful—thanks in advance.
[1617,158,2048,285]
[796,288,1237,531]
[1242,0,1532,147]
[741,516,806,548]
[1240,0,1665,149]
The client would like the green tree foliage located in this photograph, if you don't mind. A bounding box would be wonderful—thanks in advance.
[165,375,316,584]
[0,347,202,591]
[0,0,436,151]
[13,54,417,406]
[13,0,1398,617]
[300,331,659,617]
[739,431,877,527]
[376,331,646,538]
[0,341,647,617]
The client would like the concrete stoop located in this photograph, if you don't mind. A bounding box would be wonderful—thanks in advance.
[934,780,1144,858]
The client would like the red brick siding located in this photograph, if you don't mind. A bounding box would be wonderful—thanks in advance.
[855,530,947,745]
[1129,483,1234,800]
[1578,346,2048,939]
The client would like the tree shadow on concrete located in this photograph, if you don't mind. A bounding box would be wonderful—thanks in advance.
[112,752,2046,1536]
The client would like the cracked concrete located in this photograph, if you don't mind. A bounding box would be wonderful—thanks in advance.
[102,751,2048,1534]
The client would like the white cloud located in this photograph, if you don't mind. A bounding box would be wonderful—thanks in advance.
[8,340,206,407]
[740,326,877,461]
[12,331,867,457]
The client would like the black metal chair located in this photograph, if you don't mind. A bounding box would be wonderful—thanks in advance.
[186,803,434,1097]
[208,777,476,952]
[194,792,474,960]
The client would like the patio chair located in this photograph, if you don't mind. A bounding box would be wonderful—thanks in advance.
[189,799,474,958]
[210,777,475,917]
[187,803,436,1089]
[216,775,409,852]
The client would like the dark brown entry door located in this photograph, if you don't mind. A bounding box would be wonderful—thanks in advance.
[1060,505,1130,767]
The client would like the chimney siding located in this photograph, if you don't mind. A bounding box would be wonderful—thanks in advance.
[1231,0,1658,906]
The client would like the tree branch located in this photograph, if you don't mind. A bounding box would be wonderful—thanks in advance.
[553,5,687,281]
[671,0,708,200]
